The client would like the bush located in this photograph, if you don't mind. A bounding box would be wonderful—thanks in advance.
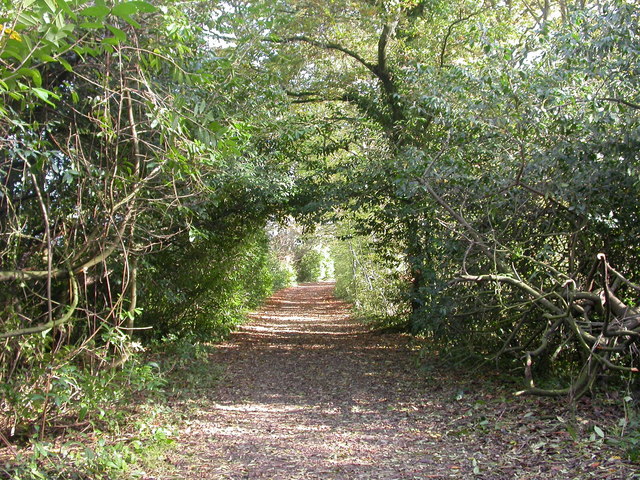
[138,227,277,340]
[332,235,409,327]
[296,249,324,282]
[269,255,297,290]
[295,243,334,283]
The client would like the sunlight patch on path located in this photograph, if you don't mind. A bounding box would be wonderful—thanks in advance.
[166,282,637,480]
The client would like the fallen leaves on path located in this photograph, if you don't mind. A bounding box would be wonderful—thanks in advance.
[159,283,638,479]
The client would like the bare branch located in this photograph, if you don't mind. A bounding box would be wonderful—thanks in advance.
[268,36,377,75]
[439,9,485,68]
[0,273,79,339]
[599,97,640,110]
[456,273,564,315]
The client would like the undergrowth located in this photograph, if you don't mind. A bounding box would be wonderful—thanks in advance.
[0,336,224,480]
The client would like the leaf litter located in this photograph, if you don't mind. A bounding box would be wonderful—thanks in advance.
[154,283,639,479]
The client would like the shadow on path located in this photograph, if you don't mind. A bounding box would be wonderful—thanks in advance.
[167,283,637,480]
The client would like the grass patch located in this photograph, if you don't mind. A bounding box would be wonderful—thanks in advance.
[0,337,224,480]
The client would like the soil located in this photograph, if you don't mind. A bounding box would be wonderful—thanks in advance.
[160,282,639,479]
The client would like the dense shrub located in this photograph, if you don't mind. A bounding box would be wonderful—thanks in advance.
[295,243,334,283]
[139,227,286,340]
[332,235,409,328]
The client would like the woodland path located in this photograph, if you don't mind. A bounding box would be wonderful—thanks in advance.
[164,283,637,479]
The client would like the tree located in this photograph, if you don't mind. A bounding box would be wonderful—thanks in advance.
[0,0,295,437]
[224,0,640,397]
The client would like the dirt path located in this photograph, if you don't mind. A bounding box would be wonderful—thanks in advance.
[166,283,637,479]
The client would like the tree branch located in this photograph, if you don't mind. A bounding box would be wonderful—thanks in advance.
[599,97,640,110]
[418,177,510,272]
[270,36,377,75]
[456,273,564,315]
[0,273,79,339]
[377,20,397,74]
[439,9,484,68]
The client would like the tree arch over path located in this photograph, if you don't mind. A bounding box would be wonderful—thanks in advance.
[217,0,640,398]
[0,0,638,410]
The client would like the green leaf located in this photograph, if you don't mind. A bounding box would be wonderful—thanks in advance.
[106,25,127,42]
[17,11,40,27]
[112,1,137,17]
[43,0,57,13]
[120,16,141,29]
[54,12,66,29]
[80,5,110,17]
[58,57,73,72]
[0,47,22,62]
[112,1,157,17]
[44,28,70,47]
[8,91,24,101]
[32,87,60,106]
[37,53,56,63]
[16,68,42,87]
[594,425,605,438]
[133,1,157,13]
[80,22,105,29]
[102,36,121,46]
[63,169,79,184]
[57,0,77,18]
